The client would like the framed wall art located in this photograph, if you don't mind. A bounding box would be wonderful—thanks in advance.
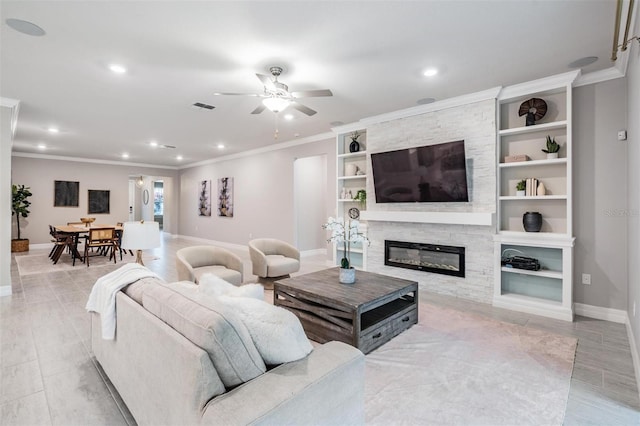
[198,180,211,216]
[88,189,110,214]
[54,180,79,207]
[217,177,233,217]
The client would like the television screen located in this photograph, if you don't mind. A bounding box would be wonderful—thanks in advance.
[371,140,469,203]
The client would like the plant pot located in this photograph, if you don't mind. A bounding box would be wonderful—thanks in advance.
[546,152,559,159]
[516,190,525,197]
[522,212,542,232]
[339,267,356,284]
[11,239,29,253]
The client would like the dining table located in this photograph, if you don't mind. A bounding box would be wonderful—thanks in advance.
[54,223,123,265]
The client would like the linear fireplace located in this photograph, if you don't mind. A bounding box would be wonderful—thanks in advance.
[385,240,465,278]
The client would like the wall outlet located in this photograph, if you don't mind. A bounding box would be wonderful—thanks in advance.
[618,130,628,141]
[582,273,591,285]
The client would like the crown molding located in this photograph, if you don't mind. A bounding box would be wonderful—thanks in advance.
[498,70,581,101]
[574,66,625,87]
[359,87,502,126]
[179,131,334,169]
[11,152,178,169]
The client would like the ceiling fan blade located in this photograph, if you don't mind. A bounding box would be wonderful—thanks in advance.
[291,89,333,98]
[251,104,266,115]
[256,73,276,91]
[291,102,317,116]
[213,92,261,96]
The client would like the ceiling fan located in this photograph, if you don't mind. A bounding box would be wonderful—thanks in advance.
[213,66,332,116]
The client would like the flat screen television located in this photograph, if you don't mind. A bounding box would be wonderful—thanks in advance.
[371,140,469,203]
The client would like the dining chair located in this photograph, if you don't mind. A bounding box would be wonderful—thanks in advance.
[84,227,118,266]
[49,226,74,264]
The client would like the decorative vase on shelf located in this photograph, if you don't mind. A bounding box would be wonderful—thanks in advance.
[339,267,356,284]
[523,212,543,232]
[345,164,358,176]
[349,140,360,153]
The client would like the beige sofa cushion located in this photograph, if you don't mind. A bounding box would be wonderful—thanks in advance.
[142,284,266,388]
[124,276,166,305]
[265,254,300,277]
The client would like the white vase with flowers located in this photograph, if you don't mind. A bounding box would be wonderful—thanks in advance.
[322,217,370,284]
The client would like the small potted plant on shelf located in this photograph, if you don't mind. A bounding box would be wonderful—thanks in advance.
[353,189,366,207]
[542,136,560,159]
[516,179,526,197]
[11,184,32,252]
[322,217,370,284]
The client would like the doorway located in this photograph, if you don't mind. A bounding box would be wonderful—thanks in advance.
[293,155,327,251]
[154,180,164,230]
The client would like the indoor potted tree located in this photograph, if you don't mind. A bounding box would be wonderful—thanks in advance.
[11,184,32,252]
[542,136,560,159]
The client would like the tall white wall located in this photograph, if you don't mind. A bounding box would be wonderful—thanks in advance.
[573,78,628,309]
[178,137,335,247]
[294,155,327,251]
[1,101,18,296]
[627,9,640,363]
[365,99,496,303]
[10,156,178,244]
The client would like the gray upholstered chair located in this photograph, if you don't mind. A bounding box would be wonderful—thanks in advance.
[248,238,300,287]
[176,245,243,285]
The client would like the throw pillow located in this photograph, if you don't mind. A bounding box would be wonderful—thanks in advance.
[199,273,264,300]
[217,295,313,365]
[142,284,266,388]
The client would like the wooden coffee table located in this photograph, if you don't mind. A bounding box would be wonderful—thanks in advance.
[274,268,418,354]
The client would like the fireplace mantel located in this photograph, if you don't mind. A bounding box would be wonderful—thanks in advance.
[360,210,494,226]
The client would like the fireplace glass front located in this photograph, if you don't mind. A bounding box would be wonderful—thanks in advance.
[385,240,465,277]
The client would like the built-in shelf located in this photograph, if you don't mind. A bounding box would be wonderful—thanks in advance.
[337,151,367,159]
[499,195,567,201]
[499,158,568,168]
[336,247,364,254]
[499,120,567,136]
[501,266,563,280]
[338,175,366,181]
[361,210,494,226]
[338,198,359,202]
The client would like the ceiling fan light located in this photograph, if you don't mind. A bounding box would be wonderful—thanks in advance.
[262,97,290,112]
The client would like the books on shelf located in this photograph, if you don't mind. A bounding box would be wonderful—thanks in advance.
[524,178,545,196]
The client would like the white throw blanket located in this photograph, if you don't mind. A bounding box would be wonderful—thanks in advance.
[85,263,161,339]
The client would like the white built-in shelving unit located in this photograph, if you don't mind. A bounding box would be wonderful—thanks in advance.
[333,125,368,270]
[493,70,579,321]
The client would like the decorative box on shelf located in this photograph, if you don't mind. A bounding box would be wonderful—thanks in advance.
[504,154,530,163]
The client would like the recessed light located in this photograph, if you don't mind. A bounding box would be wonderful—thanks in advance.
[417,97,436,105]
[122,153,129,159]
[217,143,225,149]
[330,121,344,127]
[176,155,183,161]
[423,68,438,77]
[6,18,45,36]
[47,127,59,133]
[284,114,294,120]
[37,143,46,150]
[149,140,158,147]
[109,64,127,74]
[568,56,598,68]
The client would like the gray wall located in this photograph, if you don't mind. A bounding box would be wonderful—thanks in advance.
[177,137,336,248]
[10,156,178,244]
[294,154,327,251]
[573,78,629,309]
[627,8,640,365]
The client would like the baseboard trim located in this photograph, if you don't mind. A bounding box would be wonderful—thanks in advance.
[300,248,327,258]
[573,303,627,323]
[175,235,247,252]
[625,314,640,404]
[0,285,12,297]
[29,243,51,250]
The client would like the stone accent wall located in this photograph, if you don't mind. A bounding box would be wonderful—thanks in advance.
[365,99,496,303]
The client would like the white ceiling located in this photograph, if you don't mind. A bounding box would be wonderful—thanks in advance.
[0,1,620,168]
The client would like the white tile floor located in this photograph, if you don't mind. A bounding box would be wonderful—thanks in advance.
[2,234,639,425]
